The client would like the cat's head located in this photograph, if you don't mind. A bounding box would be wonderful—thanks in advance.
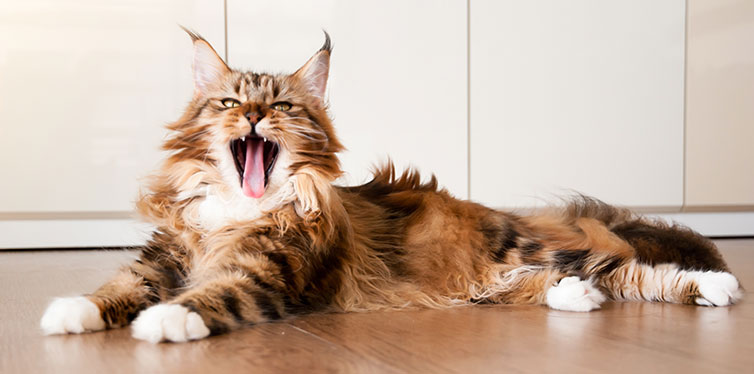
[160,29,344,223]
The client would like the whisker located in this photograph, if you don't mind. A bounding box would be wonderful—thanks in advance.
[284,130,327,142]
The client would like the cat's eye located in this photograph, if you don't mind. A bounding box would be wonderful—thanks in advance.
[271,102,292,112]
[221,98,241,108]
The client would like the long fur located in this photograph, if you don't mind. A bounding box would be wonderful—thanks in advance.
[50,32,742,338]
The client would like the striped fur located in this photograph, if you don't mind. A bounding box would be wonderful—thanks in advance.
[42,31,743,342]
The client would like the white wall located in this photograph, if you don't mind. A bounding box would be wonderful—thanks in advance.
[685,0,754,208]
[226,0,469,198]
[0,0,751,248]
[0,0,225,214]
[470,0,685,209]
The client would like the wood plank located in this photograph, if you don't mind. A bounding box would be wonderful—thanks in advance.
[1,240,752,373]
[0,250,393,374]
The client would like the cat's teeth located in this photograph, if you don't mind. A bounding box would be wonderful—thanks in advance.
[264,137,267,143]
[241,136,246,141]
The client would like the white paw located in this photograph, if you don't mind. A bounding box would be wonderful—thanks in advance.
[546,276,606,312]
[696,272,743,307]
[40,296,105,335]
[131,304,210,343]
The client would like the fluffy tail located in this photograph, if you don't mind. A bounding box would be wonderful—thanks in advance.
[564,196,729,272]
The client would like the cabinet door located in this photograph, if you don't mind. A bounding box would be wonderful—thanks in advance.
[685,0,754,209]
[470,0,685,209]
[226,0,468,198]
[0,0,225,215]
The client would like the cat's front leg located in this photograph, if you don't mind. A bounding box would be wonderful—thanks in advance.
[40,296,105,335]
[132,271,286,343]
[41,267,159,335]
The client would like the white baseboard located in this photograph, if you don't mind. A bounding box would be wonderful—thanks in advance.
[0,219,153,250]
[1,212,752,249]
[648,212,754,237]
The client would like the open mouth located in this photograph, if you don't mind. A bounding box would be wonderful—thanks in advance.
[230,135,279,198]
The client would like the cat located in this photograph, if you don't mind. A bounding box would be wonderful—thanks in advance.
[41,29,742,343]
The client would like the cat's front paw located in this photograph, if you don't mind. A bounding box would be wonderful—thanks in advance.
[695,271,743,307]
[546,276,606,312]
[131,304,210,343]
[40,296,105,335]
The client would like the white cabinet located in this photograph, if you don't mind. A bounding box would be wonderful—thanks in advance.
[0,0,225,214]
[3,0,752,248]
[469,0,686,209]
[226,0,469,198]
[685,0,754,209]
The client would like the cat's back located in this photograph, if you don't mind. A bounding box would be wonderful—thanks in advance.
[337,163,494,225]
[336,164,504,288]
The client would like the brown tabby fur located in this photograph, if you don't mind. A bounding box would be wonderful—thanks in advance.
[82,31,738,336]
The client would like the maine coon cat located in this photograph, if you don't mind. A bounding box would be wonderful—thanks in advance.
[41,30,742,343]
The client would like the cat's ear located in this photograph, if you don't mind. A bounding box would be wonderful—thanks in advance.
[181,27,230,95]
[293,31,332,101]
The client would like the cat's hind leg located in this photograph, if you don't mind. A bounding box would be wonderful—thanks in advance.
[481,267,606,312]
[545,276,607,312]
[598,260,743,306]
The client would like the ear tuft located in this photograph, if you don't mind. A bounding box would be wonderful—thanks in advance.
[179,25,202,42]
[181,26,230,95]
[293,31,332,102]
[319,30,333,54]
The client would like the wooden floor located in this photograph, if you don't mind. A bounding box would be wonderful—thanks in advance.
[1,239,753,374]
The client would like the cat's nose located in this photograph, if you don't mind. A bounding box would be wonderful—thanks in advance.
[245,112,261,125]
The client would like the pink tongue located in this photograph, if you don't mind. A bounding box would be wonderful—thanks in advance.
[242,139,266,198]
